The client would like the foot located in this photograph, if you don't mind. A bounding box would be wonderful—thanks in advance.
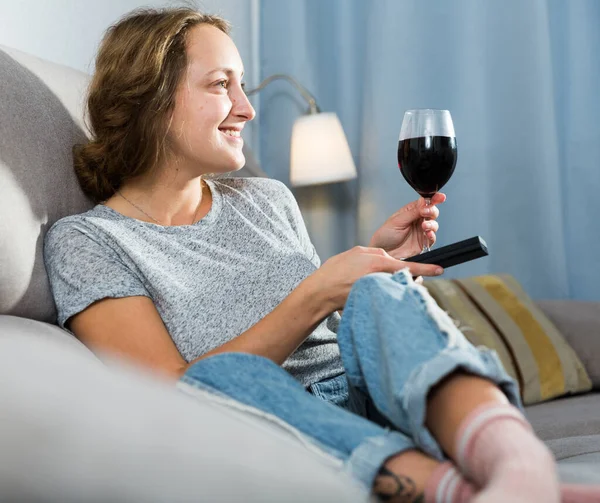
[455,403,560,503]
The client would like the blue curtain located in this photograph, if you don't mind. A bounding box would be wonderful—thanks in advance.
[256,0,600,301]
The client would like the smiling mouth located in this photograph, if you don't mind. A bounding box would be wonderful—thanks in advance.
[219,129,241,138]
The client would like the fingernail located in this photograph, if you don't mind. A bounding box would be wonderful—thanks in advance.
[424,222,432,230]
[435,268,443,275]
[422,207,431,215]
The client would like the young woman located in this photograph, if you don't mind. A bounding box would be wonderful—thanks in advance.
[44,8,596,503]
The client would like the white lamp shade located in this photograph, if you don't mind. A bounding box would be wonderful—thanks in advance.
[290,112,357,187]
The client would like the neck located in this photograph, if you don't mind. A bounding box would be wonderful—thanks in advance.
[117,170,206,226]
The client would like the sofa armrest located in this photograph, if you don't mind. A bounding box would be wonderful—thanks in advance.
[0,315,99,360]
[536,300,600,388]
[0,332,365,503]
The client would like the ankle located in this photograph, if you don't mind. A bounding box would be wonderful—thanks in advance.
[454,403,558,492]
[424,462,478,503]
[455,403,531,467]
[374,450,440,502]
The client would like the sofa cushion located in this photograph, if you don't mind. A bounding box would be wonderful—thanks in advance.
[526,392,600,441]
[0,46,92,323]
[0,332,366,503]
[545,435,600,461]
[425,274,592,405]
[0,315,97,360]
[556,451,600,485]
[537,300,600,389]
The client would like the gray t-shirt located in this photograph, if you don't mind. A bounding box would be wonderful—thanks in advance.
[43,177,344,387]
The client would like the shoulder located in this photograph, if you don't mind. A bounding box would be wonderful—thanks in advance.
[45,212,91,247]
[211,176,292,199]
[44,206,116,261]
[210,176,297,209]
[45,207,105,243]
[210,176,303,227]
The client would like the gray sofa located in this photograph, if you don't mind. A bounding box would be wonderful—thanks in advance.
[523,300,600,473]
[1,44,599,502]
[0,44,366,503]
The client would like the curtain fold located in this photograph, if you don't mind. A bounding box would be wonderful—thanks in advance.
[258,0,600,300]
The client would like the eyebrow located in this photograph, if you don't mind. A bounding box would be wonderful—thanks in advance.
[204,67,245,78]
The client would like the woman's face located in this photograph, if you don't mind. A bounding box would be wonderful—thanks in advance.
[168,24,255,175]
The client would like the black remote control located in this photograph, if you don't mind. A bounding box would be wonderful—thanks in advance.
[404,236,488,269]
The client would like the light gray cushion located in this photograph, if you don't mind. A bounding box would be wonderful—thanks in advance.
[526,393,600,440]
[556,452,600,485]
[526,389,600,484]
[0,45,265,324]
[0,45,91,323]
[537,300,600,388]
[0,314,97,360]
[0,333,367,503]
[546,435,600,461]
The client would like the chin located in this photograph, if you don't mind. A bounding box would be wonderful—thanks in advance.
[227,152,247,171]
[210,156,245,175]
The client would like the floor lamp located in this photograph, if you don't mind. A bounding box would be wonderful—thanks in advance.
[246,74,357,187]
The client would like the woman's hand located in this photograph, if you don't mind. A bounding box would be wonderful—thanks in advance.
[305,246,443,313]
[368,193,446,260]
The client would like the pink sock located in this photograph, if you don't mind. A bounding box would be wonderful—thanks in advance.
[425,463,600,503]
[424,462,476,503]
[455,402,560,503]
[561,484,600,503]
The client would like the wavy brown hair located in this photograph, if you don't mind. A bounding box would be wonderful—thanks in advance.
[73,7,230,203]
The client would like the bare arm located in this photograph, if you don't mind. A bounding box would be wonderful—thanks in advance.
[69,274,329,381]
[69,246,441,382]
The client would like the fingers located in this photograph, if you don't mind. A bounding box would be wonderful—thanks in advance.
[402,261,444,277]
[424,230,436,247]
[352,245,389,256]
[390,193,446,224]
[356,247,444,278]
[419,193,445,219]
[422,220,439,233]
[431,192,446,204]
[376,255,443,277]
[422,219,438,247]
[420,201,440,220]
[422,192,446,206]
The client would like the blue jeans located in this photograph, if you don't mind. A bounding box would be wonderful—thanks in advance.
[179,270,521,490]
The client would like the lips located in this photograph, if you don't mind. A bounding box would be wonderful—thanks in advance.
[218,128,244,149]
[219,129,241,138]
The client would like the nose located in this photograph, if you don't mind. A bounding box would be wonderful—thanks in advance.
[232,86,256,122]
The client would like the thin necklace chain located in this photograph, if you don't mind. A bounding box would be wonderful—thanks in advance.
[116,179,203,226]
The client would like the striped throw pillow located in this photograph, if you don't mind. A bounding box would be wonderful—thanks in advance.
[424,274,592,405]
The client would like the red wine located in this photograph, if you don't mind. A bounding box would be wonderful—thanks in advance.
[398,136,457,198]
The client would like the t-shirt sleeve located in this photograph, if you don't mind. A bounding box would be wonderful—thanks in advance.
[43,222,151,328]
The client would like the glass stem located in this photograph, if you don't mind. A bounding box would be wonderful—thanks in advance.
[422,197,432,253]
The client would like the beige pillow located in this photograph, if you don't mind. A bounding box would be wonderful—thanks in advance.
[425,274,592,405]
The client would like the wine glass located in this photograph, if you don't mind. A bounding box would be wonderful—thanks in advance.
[397,109,457,252]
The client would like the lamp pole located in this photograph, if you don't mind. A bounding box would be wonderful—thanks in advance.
[245,74,320,115]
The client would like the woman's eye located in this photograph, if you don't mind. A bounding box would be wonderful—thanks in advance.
[217,80,228,89]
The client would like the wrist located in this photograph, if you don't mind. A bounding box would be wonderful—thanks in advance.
[297,272,337,320]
